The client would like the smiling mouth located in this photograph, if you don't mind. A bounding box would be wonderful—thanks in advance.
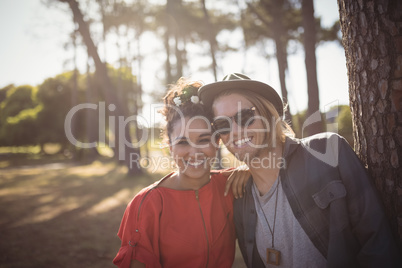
[233,137,253,147]
[185,159,206,167]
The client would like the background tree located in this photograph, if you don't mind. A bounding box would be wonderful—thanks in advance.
[37,72,85,151]
[338,0,402,246]
[0,85,42,147]
[291,105,353,144]
[159,0,184,83]
[200,0,218,80]
[241,0,340,128]
[301,0,323,135]
[59,0,142,175]
[101,0,152,160]
[243,0,299,123]
[336,104,353,146]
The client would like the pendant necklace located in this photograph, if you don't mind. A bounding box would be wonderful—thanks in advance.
[254,180,281,266]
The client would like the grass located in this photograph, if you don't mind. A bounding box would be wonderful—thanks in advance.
[0,156,246,268]
[0,160,151,268]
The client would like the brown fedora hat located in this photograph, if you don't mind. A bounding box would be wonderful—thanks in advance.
[198,73,284,117]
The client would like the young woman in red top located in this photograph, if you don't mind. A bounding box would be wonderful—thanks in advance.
[113,79,248,268]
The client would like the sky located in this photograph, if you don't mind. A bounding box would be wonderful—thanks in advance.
[0,0,348,120]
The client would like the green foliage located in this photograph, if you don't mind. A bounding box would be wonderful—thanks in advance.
[0,85,42,146]
[242,0,342,56]
[36,71,86,146]
[1,85,38,117]
[0,84,14,103]
[6,104,43,125]
[291,109,307,138]
[241,0,301,49]
[336,105,353,146]
[0,66,141,149]
[291,105,353,145]
[317,20,342,45]
[102,0,153,34]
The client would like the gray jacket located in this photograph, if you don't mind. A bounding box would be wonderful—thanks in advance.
[234,133,400,268]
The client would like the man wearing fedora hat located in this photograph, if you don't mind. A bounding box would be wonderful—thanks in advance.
[198,73,399,267]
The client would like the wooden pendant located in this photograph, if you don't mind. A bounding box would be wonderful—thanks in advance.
[267,248,280,266]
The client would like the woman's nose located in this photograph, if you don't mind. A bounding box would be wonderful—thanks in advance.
[188,147,204,158]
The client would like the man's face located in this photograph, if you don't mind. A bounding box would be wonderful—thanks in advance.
[212,93,270,162]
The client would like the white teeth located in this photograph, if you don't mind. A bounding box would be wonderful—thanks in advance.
[187,160,205,167]
[234,137,251,146]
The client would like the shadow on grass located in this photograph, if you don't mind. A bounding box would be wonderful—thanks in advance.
[0,161,161,268]
[0,160,246,268]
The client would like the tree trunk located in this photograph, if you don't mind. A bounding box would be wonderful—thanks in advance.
[201,0,218,81]
[338,0,402,246]
[164,29,173,84]
[164,0,176,84]
[85,56,99,161]
[60,0,142,175]
[174,31,184,79]
[135,32,149,160]
[271,0,292,123]
[248,0,292,123]
[71,26,78,160]
[302,0,323,135]
[274,35,292,123]
[200,0,223,169]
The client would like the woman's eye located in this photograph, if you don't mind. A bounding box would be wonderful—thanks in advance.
[177,140,188,145]
[199,138,211,143]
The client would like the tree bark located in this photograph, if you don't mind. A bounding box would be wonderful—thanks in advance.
[338,0,402,246]
[302,0,323,135]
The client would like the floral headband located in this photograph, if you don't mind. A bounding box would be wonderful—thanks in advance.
[172,85,201,106]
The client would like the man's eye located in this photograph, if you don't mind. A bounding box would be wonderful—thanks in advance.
[177,140,188,145]
[199,139,211,143]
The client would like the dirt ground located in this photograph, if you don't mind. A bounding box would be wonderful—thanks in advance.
[0,160,246,268]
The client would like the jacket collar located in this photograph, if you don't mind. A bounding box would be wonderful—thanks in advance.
[283,135,301,161]
[244,135,300,190]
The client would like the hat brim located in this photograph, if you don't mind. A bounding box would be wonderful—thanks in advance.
[198,80,284,117]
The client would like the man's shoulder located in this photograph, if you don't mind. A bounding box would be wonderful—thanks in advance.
[285,132,349,168]
[289,132,347,151]
[299,132,343,143]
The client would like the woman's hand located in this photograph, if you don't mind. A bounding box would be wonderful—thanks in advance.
[221,165,250,199]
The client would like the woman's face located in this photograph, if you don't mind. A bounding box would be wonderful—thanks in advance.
[170,116,217,179]
[212,93,269,162]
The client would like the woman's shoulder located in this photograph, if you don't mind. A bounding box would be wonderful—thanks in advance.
[126,173,175,212]
[210,169,231,186]
[210,169,227,178]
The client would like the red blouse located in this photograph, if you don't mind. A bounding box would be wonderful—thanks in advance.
[113,171,236,268]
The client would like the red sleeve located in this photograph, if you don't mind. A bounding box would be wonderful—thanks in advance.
[113,186,163,268]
